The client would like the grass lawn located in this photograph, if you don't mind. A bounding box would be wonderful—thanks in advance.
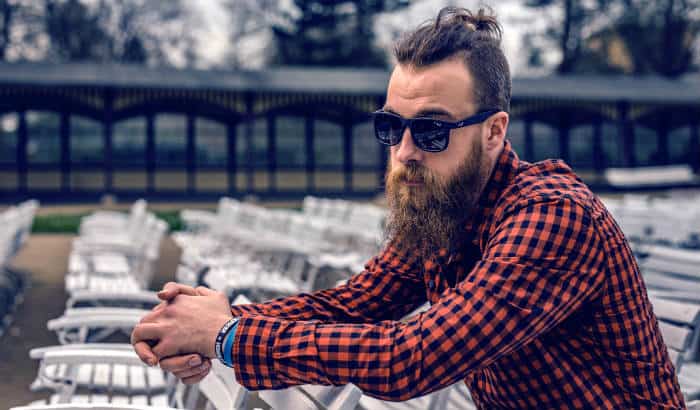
[32,210,183,233]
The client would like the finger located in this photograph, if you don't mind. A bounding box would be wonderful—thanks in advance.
[131,323,163,345]
[138,308,163,324]
[133,341,158,367]
[173,360,211,380]
[153,301,167,312]
[182,370,209,385]
[159,353,205,373]
[158,282,197,301]
[195,286,217,296]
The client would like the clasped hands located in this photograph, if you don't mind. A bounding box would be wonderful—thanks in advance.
[131,282,233,384]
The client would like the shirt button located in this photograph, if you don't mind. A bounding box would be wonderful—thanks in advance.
[428,280,435,290]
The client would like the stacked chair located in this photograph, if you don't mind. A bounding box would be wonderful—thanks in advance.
[172,197,386,301]
[17,200,172,407]
[0,199,38,338]
[650,296,700,400]
[602,193,700,248]
[602,192,700,403]
[15,199,363,409]
[17,291,361,409]
[174,197,479,409]
[66,200,168,295]
[18,193,700,409]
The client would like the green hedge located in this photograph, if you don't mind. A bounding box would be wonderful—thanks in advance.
[32,211,183,234]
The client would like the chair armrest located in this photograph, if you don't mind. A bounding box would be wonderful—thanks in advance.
[66,290,160,309]
[12,404,176,410]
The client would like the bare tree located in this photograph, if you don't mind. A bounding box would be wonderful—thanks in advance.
[0,0,44,61]
[524,0,699,76]
[222,0,285,68]
[1,0,199,66]
[223,0,409,68]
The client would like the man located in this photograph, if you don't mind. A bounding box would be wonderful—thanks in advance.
[132,7,685,409]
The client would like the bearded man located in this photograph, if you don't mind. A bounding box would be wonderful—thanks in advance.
[132,7,685,409]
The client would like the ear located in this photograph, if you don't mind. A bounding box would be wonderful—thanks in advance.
[483,111,509,153]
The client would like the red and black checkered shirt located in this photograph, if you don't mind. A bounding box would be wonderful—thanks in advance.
[229,140,685,409]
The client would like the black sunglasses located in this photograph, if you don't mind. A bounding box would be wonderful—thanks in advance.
[371,109,500,152]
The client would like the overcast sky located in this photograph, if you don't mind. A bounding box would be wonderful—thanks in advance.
[191,0,560,76]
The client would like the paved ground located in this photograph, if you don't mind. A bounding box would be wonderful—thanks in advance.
[0,234,181,410]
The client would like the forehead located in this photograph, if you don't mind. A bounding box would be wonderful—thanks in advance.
[386,58,475,118]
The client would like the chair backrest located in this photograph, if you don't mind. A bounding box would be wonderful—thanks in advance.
[16,199,39,248]
[302,196,321,217]
[644,246,700,278]
[0,207,21,265]
[196,361,248,410]
[346,203,386,234]
[129,199,147,218]
[26,344,245,410]
[47,307,149,344]
[605,165,695,187]
[66,290,160,310]
[301,384,363,410]
[640,246,700,297]
[126,200,149,234]
[11,404,176,410]
[175,250,209,287]
[214,198,241,237]
[650,296,700,367]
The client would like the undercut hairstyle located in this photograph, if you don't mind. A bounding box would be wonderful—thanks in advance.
[393,7,512,113]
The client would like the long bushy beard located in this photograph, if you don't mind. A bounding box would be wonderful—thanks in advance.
[384,138,492,262]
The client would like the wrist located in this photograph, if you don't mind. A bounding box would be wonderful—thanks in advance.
[214,317,239,363]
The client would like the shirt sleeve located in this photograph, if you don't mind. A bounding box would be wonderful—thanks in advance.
[229,239,426,323]
[230,198,608,400]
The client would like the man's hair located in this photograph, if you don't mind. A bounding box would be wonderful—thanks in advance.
[393,7,511,113]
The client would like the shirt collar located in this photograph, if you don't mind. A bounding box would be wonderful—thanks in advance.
[463,139,520,241]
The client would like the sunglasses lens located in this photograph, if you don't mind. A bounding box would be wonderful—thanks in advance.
[374,113,403,145]
[411,119,450,152]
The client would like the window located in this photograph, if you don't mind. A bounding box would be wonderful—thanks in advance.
[569,125,595,170]
[26,111,60,164]
[71,116,103,163]
[0,113,17,163]
[669,126,692,165]
[634,125,658,166]
[507,120,525,158]
[315,119,343,167]
[532,122,559,161]
[276,116,305,167]
[352,121,379,168]
[196,118,227,167]
[155,114,186,165]
[237,118,267,168]
[114,118,146,165]
[601,123,624,167]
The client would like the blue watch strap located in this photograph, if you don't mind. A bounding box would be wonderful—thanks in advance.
[215,317,239,366]
[222,320,239,367]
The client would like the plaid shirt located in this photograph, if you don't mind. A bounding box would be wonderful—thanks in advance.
[229,141,685,409]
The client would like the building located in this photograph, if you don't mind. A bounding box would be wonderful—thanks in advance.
[0,62,698,202]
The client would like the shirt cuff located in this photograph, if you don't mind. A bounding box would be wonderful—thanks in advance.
[232,315,285,389]
[232,315,320,390]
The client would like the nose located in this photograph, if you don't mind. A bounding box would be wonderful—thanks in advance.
[393,127,424,164]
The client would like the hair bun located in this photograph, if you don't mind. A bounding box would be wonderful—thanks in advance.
[436,6,502,41]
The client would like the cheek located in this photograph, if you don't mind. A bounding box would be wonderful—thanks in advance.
[424,151,465,180]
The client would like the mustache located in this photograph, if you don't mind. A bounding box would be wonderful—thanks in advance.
[390,162,432,183]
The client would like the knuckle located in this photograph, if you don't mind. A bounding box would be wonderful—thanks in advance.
[159,359,175,371]
[161,304,175,317]
[152,342,169,358]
